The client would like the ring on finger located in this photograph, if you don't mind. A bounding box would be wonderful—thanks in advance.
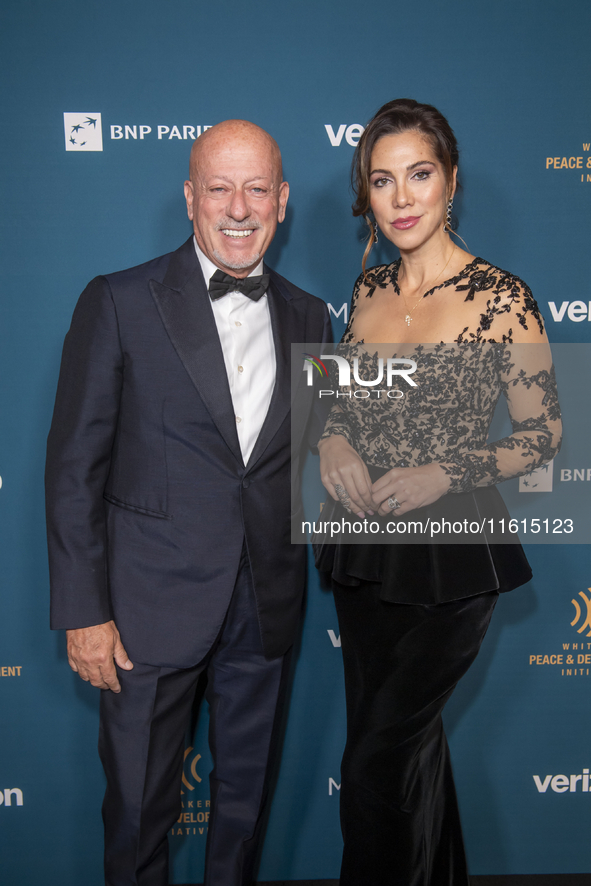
[387,496,401,511]
[334,483,351,508]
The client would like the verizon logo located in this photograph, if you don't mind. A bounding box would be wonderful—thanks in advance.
[548,301,591,322]
[325,124,364,147]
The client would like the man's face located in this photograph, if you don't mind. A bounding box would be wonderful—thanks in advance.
[184,127,289,278]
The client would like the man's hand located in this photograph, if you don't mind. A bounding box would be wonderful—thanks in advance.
[66,620,133,693]
[318,435,374,517]
[371,463,452,517]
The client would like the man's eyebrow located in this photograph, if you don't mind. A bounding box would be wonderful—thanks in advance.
[203,175,271,184]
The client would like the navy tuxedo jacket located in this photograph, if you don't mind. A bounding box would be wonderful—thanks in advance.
[46,237,330,667]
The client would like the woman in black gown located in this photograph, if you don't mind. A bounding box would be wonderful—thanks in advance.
[316,99,561,886]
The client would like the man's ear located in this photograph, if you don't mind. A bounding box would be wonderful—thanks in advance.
[184,180,194,220]
[277,181,289,224]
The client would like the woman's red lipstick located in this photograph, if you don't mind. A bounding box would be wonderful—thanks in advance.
[392,216,420,230]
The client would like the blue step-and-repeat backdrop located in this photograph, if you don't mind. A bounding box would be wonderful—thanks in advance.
[1,1,590,883]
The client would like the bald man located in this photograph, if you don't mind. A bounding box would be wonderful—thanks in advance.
[46,120,330,886]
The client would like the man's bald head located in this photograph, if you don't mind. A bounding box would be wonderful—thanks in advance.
[189,120,283,183]
[184,119,289,277]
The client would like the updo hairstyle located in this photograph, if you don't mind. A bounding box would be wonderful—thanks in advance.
[352,98,460,274]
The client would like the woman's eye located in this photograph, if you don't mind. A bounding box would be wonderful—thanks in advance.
[413,170,430,181]
[371,177,390,188]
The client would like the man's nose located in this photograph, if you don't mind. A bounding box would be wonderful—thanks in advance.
[227,189,250,221]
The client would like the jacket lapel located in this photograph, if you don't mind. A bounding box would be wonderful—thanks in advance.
[149,238,243,465]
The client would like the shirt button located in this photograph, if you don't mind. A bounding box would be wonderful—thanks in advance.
[235,321,242,327]
[238,365,244,373]
[236,416,242,423]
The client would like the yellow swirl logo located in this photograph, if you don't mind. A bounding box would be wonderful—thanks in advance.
[181,746,202,793]
[571,589,591,637]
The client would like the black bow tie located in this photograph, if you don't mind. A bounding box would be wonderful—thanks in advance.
[208,269,270,302]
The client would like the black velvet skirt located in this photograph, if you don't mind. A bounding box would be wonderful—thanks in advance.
[333,580,499,886]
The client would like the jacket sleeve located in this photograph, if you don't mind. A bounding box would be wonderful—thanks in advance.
[45,276,123,629]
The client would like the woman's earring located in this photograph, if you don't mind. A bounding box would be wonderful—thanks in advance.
[445,199,453,231]
[373,220,379,243]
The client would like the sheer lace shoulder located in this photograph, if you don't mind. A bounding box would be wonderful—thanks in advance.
[342,262,397,344]
[342,258,546,344]
[453,261,545,343]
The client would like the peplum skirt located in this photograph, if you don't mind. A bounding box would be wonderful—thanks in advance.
[313,467,532,604]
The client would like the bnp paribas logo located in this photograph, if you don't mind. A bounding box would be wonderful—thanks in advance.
[519,460,554,493]
[63,113,103,151]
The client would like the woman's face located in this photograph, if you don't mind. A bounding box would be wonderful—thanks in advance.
[369,130,456,253]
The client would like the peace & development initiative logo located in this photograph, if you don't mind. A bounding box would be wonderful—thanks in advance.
[529,585,591,677]
[172,746,210,838]
[545,140,591,184]
[571,589,591,637]
[63,113,103,151]
[0,666,22,677]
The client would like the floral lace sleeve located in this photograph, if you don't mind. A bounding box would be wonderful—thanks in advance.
[321,404,356,447]
[440,344,562,493]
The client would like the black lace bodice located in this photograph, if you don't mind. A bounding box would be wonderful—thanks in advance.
[321,259,561,493]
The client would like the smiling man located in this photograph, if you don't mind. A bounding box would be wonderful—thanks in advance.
[185,120,288,275]
[46,120,330,886]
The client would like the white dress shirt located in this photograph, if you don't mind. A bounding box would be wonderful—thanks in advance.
[194,238,276,464]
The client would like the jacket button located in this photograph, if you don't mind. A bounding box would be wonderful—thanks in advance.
[242,479,250,489]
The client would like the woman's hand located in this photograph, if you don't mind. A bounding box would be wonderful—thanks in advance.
[371,463,452,517]
[318,435,374,517]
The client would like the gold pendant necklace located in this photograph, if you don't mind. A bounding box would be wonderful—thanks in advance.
[401,247,456,326]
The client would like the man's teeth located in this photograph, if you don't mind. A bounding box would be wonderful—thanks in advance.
[221,229,254,238]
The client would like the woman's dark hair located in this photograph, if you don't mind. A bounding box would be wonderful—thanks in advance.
[352,98,460,273]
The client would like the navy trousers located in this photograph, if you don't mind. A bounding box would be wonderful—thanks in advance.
[99,549,289,886]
